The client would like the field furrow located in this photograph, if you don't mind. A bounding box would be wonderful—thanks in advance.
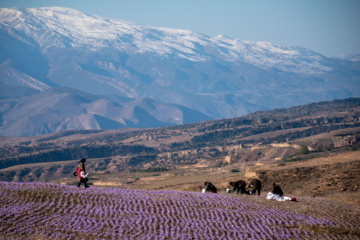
[0,182,359,239]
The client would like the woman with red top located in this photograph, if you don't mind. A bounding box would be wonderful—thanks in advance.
[77,158,89,188]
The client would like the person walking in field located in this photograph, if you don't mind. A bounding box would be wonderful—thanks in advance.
[77,158,89,188]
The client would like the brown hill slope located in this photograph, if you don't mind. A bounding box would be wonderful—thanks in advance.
[0,97,359,204]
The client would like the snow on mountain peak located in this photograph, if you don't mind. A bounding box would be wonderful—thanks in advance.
[340,54,360,62]
[0,8,25,26]
[246,41,299,55]
[0,7,333,74]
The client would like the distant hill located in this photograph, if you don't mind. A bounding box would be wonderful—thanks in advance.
[0,87,211,137]
[0,97,359,184]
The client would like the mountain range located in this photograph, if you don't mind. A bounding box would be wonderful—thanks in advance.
[0,7,359,137]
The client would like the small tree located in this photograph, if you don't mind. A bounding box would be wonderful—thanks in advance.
[325,143,334,151]
[299,145,309,155]
[316,144,324,152]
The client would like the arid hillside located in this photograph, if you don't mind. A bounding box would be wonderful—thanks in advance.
[0,98,359,203]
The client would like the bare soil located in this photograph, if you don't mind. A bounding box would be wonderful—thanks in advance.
[37,149,360,206]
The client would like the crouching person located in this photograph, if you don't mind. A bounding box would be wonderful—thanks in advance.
[272,183,283,196]
[229,180,248,194]
[204,181,217,193]
[248,179,262,196]
[266,183,297,201]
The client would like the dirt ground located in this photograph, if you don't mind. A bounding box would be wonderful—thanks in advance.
[50,150,360,205]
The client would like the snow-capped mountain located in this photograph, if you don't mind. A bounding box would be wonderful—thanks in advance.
[1,7,332,74]
[0,7,359,136]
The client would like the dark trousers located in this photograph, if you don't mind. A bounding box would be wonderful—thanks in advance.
[77,178,88,188]
[250,189,261,195]
[237,187,248,194]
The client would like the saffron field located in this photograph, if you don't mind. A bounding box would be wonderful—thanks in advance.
[0,182,359,239]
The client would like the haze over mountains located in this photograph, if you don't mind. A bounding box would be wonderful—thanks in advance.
[1,7,360,137]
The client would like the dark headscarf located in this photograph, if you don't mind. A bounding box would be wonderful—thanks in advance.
[78,158,86,164]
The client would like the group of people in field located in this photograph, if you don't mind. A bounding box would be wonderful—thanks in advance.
[203,179,287,200]
[73,157,290,201]
[228,179,263,195]
[203,179,267,195]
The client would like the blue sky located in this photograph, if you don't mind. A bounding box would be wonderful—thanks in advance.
[1,0,359,57]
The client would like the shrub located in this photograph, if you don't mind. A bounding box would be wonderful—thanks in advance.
[299,145,309,155]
